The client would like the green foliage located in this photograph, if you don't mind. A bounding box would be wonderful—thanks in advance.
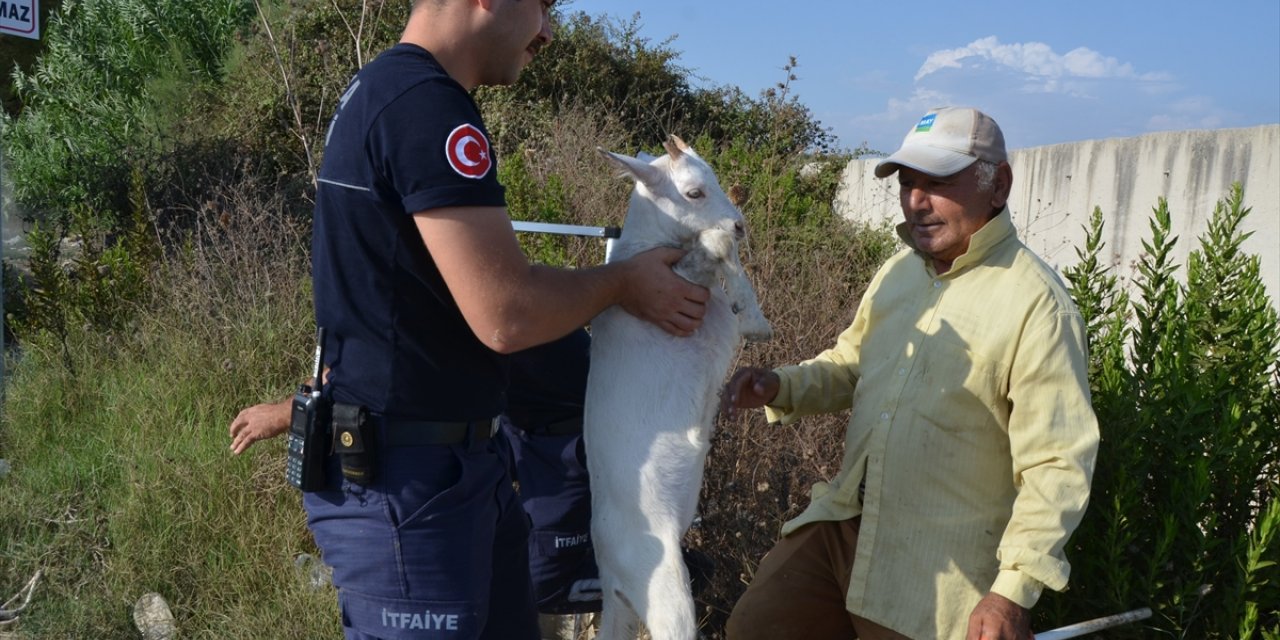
[500,150,575,266]
[1238,490,1280,640]
[486,11,693,149]
[1,0,253,220]
[1049,184,1280,637]
[8,168,157,368]
[215,0,408,184]
[479,11,838,158]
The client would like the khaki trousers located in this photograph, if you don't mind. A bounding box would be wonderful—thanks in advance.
[726,518,911,640]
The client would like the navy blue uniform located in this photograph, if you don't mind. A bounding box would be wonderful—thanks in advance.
[307,44,536,640]
[501,329,602,615]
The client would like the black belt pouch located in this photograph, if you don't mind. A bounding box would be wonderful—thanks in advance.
[333,403,376,486]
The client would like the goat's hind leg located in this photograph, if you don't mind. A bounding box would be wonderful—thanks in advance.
[597,578,642,640]
[640,540,698,640]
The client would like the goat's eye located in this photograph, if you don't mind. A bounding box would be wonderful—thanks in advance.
[685,189,704,200]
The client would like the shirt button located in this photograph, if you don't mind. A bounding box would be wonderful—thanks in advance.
[934,281,942,288]
[881,412,890,420]
[898,368,907,376]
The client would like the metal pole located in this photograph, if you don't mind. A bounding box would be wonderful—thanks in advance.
[1035,607,1153,640]
[510,220,622,263]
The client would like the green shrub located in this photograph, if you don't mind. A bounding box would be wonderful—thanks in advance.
[1,0,253,220]
[8,169,156,365]
[1047,184,1280,637]
[480,11,837,159]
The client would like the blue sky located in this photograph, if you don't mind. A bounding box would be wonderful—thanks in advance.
[562,0,1280,154]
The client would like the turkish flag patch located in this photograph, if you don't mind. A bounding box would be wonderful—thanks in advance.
[445,123,493,179]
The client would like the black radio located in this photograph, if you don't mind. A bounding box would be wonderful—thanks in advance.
[286,327,331,491]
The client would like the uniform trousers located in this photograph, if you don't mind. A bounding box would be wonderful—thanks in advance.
[497,418,601,614]
[304,420,539,640]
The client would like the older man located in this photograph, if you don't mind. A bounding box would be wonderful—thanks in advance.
[721,107,1099,640]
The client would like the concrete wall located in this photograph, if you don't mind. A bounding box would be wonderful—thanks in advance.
[835,125,1280,308]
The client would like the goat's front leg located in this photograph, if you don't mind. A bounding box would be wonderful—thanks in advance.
[676,229,772,342]
[672,228,733,288]
[723,262,772,342]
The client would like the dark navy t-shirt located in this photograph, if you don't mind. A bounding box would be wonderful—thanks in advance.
[506,329,591,430]
[312,44,508,420]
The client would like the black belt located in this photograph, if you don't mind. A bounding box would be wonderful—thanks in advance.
[537,417,583,436]
[380,417,500,446]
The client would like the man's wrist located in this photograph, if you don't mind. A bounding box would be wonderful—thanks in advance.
[989,569,1043,609]
[762,368,792,424]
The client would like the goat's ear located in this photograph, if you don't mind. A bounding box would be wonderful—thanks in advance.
[596,147,663,187]
[664,134,699,160]
[662,135,685,160]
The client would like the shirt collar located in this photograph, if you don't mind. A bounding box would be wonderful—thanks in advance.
[895,207,1016,277]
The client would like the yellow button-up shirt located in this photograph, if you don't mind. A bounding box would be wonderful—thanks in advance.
[765,209,1099,639]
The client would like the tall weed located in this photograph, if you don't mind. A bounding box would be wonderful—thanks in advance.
[1048,185,1280,637]
[0,174,327,638]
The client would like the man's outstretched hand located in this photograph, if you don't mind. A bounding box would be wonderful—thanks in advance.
[719,367,780,421]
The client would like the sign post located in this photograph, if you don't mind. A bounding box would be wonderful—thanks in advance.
[0,0,39,40]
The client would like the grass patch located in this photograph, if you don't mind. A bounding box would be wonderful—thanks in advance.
[0,187,338,638]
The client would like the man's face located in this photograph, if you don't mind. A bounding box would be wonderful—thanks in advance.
[897,163,1004,272]
[483,0,554,86]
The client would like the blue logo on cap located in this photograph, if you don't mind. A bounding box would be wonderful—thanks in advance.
[914,113,937,133]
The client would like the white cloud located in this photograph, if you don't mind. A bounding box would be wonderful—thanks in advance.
[853,88,951,124]
[849,37,1190,150]
[1147,96,1232,131]
[914,36,1172,94]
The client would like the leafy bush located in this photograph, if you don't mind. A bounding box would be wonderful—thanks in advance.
[213,0,408,186]
[1,0,252,220]
[480,11,838,158]
[1046,184,1280,637]
[8,168,156,367]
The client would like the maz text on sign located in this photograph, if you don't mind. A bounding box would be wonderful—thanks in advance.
[1,0,39,40]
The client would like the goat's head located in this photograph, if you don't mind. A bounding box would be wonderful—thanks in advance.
[597,135,744,243]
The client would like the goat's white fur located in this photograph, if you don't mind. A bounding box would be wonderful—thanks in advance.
[584,136,771,640]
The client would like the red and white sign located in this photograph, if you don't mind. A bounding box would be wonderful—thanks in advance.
[0,0,39,40]
[445,123,493,179]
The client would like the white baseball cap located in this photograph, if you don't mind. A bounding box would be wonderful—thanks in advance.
[875,107,1007,178]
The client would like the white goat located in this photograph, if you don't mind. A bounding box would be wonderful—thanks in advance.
[584,136,772,640]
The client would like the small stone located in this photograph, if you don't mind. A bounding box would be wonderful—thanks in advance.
[0,459,10,479]
[132,592,176,640]
[294,553,332,591]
